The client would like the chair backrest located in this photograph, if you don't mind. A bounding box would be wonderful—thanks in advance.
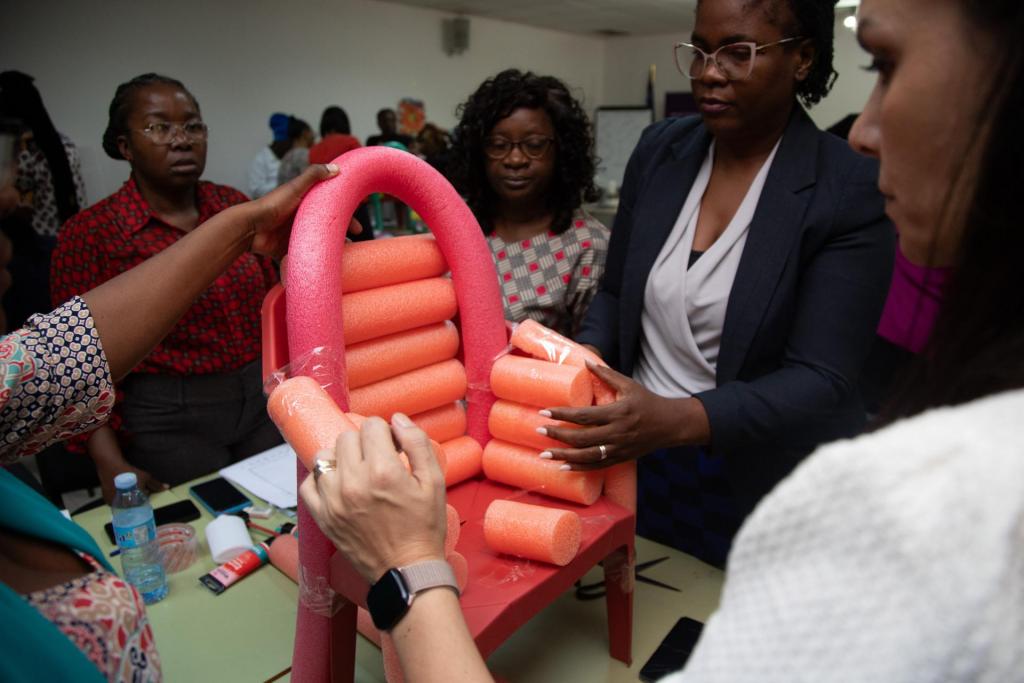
[272,147,508,683]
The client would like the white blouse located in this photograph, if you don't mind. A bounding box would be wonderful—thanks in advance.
[633,139,781,398]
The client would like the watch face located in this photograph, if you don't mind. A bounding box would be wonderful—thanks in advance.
[368,568,413,631]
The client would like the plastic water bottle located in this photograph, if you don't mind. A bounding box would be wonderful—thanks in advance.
[111,472,168,604]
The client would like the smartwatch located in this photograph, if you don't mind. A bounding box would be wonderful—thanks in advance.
[366,559,460,631]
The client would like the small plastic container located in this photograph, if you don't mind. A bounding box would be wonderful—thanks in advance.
[157,523,198,574]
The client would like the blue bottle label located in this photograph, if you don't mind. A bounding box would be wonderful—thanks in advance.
[113,519,157,549]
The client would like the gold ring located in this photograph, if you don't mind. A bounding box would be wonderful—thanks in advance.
[598,444,608,460]
[313,458,337,482]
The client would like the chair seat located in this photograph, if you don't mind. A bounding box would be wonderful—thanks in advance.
[330,477,635,664]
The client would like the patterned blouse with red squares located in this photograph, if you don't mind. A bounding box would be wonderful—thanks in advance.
[488,210,610,337]
[50,178,276,451]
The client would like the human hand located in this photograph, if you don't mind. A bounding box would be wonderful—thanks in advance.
[88,427,168,503]
[96,458,168,503]
[300,413,447,583]
[540,363,711,470]
[242,163,363,259]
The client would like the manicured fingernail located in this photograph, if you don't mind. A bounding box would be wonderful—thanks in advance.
[392,413,414,428]
[539,451,553,459]
[326,163,339,174]
[538,409,553,417]
[559,464,571,471]
[536,427,548,436]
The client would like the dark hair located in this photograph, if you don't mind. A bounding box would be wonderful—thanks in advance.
[714,0,837,108]
[102,73,198,160]
[320,106,351,136]
[287,116,311,141]
[0,71,79,222]
[879,1,1024,422]
[448,69,599,235]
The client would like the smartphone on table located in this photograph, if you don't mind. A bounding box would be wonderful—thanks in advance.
[189,477,251,517]
[104,499,201,544]
[639,617,705,682]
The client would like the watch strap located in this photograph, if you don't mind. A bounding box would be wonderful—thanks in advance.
[399,559,460,598]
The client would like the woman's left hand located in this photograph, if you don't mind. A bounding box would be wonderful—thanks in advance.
[243,163,363,259]
[541,363,712,470]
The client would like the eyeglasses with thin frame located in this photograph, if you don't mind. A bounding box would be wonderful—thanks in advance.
[133,121,209,145]
[483,135,555,160]
[674,37,804,81]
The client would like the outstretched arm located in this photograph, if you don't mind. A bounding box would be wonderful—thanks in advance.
[82,163,337,380]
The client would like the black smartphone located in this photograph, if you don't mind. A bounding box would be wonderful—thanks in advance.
[189,477,251,517]
[639,617,704,682]
[104,499,201,544]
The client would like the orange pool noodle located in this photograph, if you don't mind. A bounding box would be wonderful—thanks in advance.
[441,436,483,487]
[484,499,582,567]
[343,277,457,346]
[348,359,467,421]
[268,533,299,582]
[488,399,579,451]
[482,440,602,505]
[411,402,467,444]
[341,234,448,294]
[510,318,616,405]
[267,376,357,469]
[345,322,460,389]
[447,551,468,592]
[603,461,638,513]
[490,355,593,409]
[395,440,446,476]
[445,503,460,556]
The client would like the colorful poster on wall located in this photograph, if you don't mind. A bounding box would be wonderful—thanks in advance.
[398,98,426,135]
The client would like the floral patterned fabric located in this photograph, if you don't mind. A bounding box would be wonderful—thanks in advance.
[25,553,161,682]
[0,297,156,681]
[0,296,114,463]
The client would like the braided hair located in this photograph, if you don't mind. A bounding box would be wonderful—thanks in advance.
[102,73,198,160]
[0,71,80,222]
[448,69,599,236]
[713,0,837,108]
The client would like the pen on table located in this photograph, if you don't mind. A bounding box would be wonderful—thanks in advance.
[109,548,121,557]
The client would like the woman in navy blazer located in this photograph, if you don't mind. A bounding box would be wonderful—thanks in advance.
[542,0,895,566]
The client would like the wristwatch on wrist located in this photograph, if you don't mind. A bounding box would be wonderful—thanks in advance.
[366,559,460,631]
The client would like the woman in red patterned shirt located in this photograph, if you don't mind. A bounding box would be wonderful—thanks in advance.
[52,74,282,499]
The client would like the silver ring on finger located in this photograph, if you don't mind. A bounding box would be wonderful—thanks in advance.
[313,458,337,483]
[598,444,608,460]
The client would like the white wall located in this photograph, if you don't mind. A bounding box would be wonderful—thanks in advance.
[601,17,874,131]
[1,0,605,203]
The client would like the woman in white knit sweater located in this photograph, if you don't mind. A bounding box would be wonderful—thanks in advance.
[299,0,1024,680]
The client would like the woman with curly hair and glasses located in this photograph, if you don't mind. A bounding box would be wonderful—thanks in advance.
[448,69,608,337]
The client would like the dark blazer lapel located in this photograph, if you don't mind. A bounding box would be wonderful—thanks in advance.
[717,109,820,383]
[620,125,712,374]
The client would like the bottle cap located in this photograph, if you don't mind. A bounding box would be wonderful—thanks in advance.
[114,472,138,490]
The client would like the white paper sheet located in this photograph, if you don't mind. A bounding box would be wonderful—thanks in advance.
[219,443,297,508]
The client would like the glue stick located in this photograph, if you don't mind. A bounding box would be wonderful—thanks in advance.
[199,540,271,595]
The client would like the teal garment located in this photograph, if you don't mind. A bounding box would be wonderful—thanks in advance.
[0,468,112,682]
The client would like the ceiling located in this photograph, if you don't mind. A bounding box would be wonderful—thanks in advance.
[379,0,700,36]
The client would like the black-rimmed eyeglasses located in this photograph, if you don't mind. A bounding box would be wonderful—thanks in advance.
[483,135,555,160]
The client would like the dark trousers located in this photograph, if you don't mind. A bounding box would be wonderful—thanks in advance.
[120,362,282,486]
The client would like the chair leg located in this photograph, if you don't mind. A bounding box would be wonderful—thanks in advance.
[603,543,635,665]
[330,601,358,683]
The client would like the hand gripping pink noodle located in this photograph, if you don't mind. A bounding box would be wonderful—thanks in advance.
[284,148,507,682]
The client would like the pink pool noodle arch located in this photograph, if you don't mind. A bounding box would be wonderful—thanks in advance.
[284,147,506,682]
